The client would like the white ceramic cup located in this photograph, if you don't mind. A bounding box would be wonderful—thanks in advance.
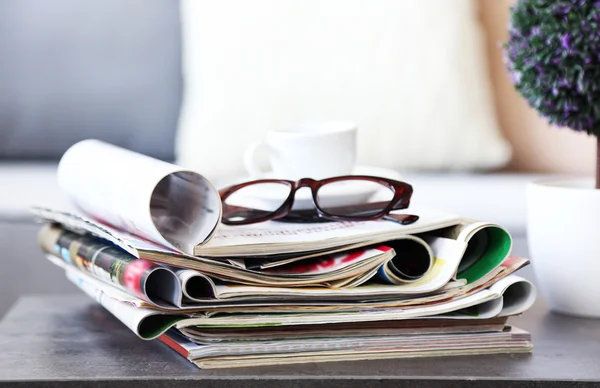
[244,121,357,180]
[527,178,600,318]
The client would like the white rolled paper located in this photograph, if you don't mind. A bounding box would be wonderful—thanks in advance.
[57,139,222,254]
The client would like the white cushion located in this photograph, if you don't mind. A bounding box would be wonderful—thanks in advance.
[176,0,511,179]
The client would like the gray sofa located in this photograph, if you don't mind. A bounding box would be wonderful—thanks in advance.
[0,0,543,318]
[0,0,181,160]
[0,0,183,317]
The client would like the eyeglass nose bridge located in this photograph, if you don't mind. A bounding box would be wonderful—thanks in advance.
[295,178,318,189]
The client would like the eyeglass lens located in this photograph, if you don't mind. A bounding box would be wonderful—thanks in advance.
[316,179,394,217]
[222,182,291,224]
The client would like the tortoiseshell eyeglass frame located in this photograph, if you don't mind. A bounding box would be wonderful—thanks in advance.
[218,175,417,226]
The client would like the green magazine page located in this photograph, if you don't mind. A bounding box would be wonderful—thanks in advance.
[139,315,186,340]
[457,227,512,284]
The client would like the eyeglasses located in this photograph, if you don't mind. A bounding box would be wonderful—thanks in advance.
[218,175,418,225]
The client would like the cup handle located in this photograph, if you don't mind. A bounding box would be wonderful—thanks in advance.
[244,141,271,178]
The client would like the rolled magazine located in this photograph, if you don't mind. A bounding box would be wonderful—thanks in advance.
[54,139,221,254]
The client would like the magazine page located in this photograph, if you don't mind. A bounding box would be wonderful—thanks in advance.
[457,256,530,296]
[168,328,527,360]
[176,269,219,301]
[179,317,509,343]
[427,220,513,284]
[53,139,222,254]
[175,248,397,303]
[192,340,532,369]
[196,257,529,315]
[32,206,143,258]
[42,222,525,309]
[431,274,536,320]
[375,236,434,284]
[174,240,468,304]
[64,266,185,340]
[195,209,461,257]
[175,289,500,328]
[159,327,521,364]
[261,235,435,286]
[175,266,534,327]
[40,224,182,308]
[489,275,537,317]
[36,223,432,288]
[62,256,530,341]
[66,260,499,336]
[62,262,404,312]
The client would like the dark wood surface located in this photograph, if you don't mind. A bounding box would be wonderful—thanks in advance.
[1,295,600,387]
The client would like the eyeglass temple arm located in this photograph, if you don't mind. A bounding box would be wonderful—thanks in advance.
[391,195,411,210]
[221,204,260,219]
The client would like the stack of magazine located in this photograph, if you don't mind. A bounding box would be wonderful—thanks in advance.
[33,140,536,369]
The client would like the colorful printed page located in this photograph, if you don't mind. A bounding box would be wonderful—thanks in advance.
[427,220,513,284]
[40,224,182,308]
[263,246,393,276]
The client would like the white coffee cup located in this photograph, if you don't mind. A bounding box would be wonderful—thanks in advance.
[244,121,357,180]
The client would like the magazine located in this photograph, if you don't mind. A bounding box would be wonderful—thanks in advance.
[195,209,462,257]
[184,329,532,369]
[32,206,461,258]
[159,326,530,361]
[39,225,181,307]
[426,220,512,284]
[37,212,512,291]
[40,224,465,291]
[61,262,534,340]
[42,221,527,311]
[29,139,538,368]
[49,140,222,254]
[191,344,532,369]
[177,316,510,343]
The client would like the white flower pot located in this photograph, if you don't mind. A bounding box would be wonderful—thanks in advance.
[527,178,600,318]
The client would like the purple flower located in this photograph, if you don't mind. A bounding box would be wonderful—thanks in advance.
[511,70,523,85]
[535,64,546,75]
[558,77,571,87]
[560,34,572,50]
[586,116,594,129]
[564,101,579,112]
[553,3,572,15]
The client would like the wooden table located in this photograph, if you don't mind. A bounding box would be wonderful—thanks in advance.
[0,295,599,387]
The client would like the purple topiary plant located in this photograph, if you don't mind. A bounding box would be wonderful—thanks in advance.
[505,0,600,187]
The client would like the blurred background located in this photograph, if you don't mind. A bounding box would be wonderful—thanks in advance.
[0,0,591,317]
